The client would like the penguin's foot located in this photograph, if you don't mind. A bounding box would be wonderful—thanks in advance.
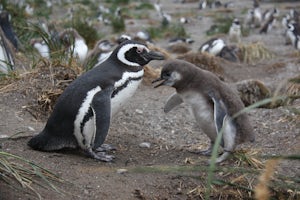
[95,144,116,152]
[86,148,115,162]
[208,151,231,164]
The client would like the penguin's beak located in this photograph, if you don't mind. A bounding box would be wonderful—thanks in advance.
[143,51,165,61]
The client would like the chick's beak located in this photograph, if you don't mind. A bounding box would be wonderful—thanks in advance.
[152,77,166,88]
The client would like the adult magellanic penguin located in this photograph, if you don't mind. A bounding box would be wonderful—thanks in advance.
[0,27,14,74]
[59,28,88,63]
[0,10,20,51]
[153,59,254,163]
[28,40,165,161]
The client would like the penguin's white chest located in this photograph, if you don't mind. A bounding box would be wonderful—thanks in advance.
[72,39,88,62]
[34,43,50,59]
[181,92,213,121]
[111,70,144,115]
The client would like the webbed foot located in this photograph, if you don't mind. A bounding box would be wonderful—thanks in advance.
[86,148,115,162]
[95,144,116,152]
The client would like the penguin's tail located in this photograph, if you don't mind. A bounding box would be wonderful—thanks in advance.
[28,130,76,151]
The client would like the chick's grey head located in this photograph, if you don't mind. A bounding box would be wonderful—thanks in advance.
[153,59,193,88]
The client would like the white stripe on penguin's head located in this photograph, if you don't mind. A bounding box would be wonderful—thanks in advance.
[117,43,149,66]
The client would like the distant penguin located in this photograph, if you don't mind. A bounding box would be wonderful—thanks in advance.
[83,39,115,70]
[217,45,239,62]
[28,40,165,161]
[180,17,189,24]
[134,31,152,43]
[0,27,14,74]
[30,38,50,59]
[59,28,88,63]
[199,38,226,56]
[167,37,194,54]
[259,14,276,34]
[199,0,207,9]
[245,6,262,28]
[154,0,162,15]
[116,34,132,44]
[229,18,241,43]
[153,59,254,163]
[286,23,300,50]
[168,37,194,46]
[0,10,20,51]
[161,12,172,26]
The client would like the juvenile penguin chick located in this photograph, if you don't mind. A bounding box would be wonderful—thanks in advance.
[30,38,50,59]
[59,28,88,63]
[153,59,254,163]
[28,40,165,162]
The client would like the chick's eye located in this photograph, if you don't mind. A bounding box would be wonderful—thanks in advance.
[163,71,171,78]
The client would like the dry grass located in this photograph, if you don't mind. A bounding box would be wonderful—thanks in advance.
[238,42,276,64]
[177,51,225,80]
[143,65,161,85]
[234,79,271,107]
[254,159,280,200]
[0,151,66,199]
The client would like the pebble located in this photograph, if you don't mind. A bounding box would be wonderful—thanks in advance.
[117,168,128,174]
[28,126,35,131]
[139,142,151,148]
[135,109,143,114]
[0,134,8,138]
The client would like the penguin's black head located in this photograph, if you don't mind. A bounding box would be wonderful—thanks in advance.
[115,40,165,67]
[233,18,240,25]
[0,10,10,24]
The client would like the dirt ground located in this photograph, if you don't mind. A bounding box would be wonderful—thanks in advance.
[0,0,300,200]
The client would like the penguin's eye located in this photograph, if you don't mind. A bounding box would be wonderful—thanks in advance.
[136,47,143,54]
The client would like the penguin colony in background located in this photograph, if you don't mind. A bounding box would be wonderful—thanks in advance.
[153,59,255,163]
[28,40,164,161]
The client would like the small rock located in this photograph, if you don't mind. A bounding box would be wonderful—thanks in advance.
[0,134,8,139]
[135,109,143,114]
[28,126,35,131]
[84,189,89,195]
[117,168,128,174]
[139,142,151,148]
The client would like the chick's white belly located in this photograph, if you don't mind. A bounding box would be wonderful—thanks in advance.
[181,93,217,140]
[111,79,141,116]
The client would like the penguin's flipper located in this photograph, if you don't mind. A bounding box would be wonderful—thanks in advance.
[85,86,115,162]
[91,86,113,149]
[209,92,237,163]
[208,92,227,134]
[164,93,183,113]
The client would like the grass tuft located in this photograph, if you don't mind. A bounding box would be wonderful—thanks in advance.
[0,151,66,199]
[238,42,276,64]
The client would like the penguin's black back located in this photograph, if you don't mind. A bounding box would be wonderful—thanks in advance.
[28,56,126,151]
